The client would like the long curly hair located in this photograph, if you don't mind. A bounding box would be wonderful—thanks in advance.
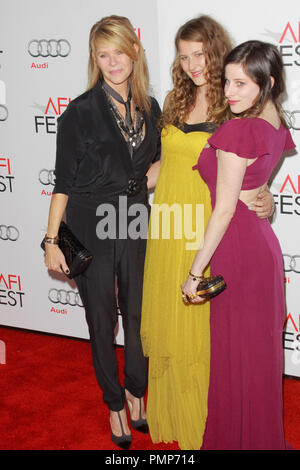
[160,15,232,129]
[87,15,151,115]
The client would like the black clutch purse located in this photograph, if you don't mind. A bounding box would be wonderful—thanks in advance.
[195,275,226,299]
[183,275,226,302]
[41,221,93,279]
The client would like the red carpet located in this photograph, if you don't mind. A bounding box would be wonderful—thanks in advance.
[0,326,299,451]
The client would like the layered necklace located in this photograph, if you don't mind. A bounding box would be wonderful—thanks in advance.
[102,80,145,158]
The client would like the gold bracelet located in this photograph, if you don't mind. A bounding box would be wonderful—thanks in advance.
[188,270,204,281]
[44,235,59,245]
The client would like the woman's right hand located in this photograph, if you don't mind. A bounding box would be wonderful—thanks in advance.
[44,244,70,276]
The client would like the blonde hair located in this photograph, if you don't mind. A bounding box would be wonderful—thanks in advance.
[160,15,232,129]
[88,15,151,114]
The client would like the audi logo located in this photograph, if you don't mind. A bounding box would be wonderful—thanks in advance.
[48,288,83,307]
[39,169,55,186]
[0,104,8,121]
[28,39,71,58]
[0,225,19,241]
[283,254,300,274]
[289,111,300,131]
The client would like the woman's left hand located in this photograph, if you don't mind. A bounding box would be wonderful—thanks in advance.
[181,277,205,304]
[250,187,275,219]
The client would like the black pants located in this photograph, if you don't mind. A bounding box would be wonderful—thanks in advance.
[67,194,149,411]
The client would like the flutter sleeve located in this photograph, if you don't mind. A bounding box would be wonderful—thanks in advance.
[284,128,296,152]
[53,102,83,195]
[207,118,269,159]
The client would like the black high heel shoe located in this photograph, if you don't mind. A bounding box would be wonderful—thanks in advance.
[110,410,132,450]
[126,396,149,434]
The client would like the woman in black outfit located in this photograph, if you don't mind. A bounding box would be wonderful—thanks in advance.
[43,16,161,449]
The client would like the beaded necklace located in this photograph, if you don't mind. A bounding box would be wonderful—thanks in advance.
[102,81,145,157]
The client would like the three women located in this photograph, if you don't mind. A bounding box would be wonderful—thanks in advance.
[44,13,291,451]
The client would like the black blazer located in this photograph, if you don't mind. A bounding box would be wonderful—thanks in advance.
[53,81,161,200]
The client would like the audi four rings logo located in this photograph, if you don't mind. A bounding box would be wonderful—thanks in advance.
[290,111,300,131]
[0,225,19,241]
[48,289,83,307]
[283,254,300,273]
[28,39,71,57]
[0,105,8,121]
[39,169,55,186]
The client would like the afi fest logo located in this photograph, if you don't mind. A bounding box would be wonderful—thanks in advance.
[284,313,300,366]
[0,273,25,307]
[273,174,300,216]
[263,22,300,125]
[34,97,71,134]
[278,22,300,67]
[0,157,14,193]
[134,28,141,40]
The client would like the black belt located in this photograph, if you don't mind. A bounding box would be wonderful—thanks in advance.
[69,177,147,206]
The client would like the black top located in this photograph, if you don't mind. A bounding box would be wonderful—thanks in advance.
[53,81,161,201]
[181,122,218,134]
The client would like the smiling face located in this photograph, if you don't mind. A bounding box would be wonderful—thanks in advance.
[93,41,134,93]
[224,63,261,114]
[178,40,207,87]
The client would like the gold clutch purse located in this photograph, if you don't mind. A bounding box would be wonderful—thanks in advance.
[182,275,226,302]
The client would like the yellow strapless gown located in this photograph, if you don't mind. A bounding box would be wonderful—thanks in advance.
[141,124,212,450]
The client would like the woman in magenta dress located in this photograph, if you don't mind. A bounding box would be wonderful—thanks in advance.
[182,40,296,450]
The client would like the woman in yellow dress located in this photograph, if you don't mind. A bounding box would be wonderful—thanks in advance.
[141,16,273,450]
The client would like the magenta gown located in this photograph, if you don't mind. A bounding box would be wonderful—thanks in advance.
[193,118,295,450]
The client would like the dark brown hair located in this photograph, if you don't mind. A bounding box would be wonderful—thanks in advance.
[222,40,288,126]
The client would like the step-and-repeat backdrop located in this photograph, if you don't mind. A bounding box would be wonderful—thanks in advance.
[1,0,299,377]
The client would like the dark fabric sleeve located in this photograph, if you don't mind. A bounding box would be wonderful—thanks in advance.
[208,119,269,159]
[150,97,162,163]
[53,102,83,195]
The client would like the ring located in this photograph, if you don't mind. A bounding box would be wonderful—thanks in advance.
[182,292,195,303]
